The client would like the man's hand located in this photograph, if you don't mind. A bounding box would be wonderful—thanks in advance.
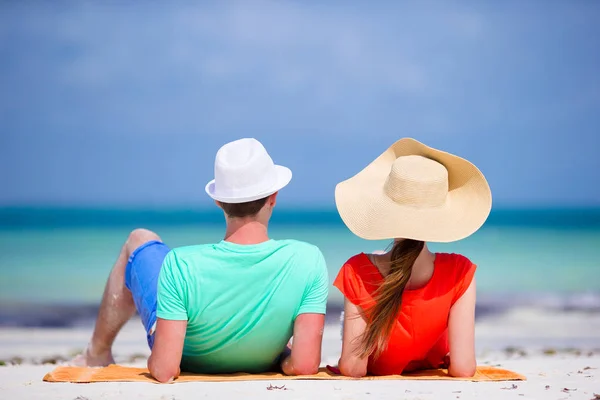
[280,313,324,375]
[147,318,187,383]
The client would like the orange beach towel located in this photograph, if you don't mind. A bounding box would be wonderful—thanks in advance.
[43,364,525,384]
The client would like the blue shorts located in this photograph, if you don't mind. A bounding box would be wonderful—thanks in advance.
[124,240,171,349]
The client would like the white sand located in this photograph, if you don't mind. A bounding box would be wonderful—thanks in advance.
[1,308,600,399]
[1,356,599,400]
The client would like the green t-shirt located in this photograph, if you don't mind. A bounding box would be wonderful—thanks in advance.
[156,239,328,374]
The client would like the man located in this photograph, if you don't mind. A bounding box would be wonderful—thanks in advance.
[74,138,328,382]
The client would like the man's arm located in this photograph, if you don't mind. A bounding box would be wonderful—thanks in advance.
[280,313,325,375]
[281,247,328,375]
[151,251,189,383]
[147,318,187,383]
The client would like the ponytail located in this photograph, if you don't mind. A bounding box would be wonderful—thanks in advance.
[358,239,424,358]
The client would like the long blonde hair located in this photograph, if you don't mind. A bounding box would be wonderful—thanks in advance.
[358,239,424,358]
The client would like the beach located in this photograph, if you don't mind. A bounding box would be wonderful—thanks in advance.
[1,307,600,399]
[2,356,598,400]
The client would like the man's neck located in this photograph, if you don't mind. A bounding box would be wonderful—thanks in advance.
[223,219,270,245]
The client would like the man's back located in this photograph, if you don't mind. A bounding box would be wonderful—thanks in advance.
[74,138,327,381]
[157,239,328,374]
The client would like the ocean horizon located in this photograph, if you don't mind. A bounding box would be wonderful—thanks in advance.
[2,206,600,229]
[1,206,599,327]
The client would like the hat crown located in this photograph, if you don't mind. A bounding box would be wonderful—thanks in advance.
[214,138,277,199]
[384,155,448,208]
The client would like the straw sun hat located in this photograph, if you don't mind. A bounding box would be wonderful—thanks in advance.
[335,138,492,243]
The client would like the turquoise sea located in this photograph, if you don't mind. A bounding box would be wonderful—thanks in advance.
[0,208,599,326]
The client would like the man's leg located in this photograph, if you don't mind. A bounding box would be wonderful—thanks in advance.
[73,228,161,366]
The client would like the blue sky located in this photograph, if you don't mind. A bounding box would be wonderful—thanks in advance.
[1,1,599,208]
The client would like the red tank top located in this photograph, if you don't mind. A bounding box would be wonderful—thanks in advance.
[333,252,476,375]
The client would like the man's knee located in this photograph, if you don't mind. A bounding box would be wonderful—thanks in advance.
[126,228,161,253]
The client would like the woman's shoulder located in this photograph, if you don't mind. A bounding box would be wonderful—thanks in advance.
[436,252,472,263]
[434,253,477,301]
[334,253,382,301]
[337,253,368,277]
[436,253,474,268]
[343,252,369,267]
[434,253,476,280]
[340,253,383,277]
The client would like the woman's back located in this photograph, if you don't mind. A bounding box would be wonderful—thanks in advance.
[332,137,490,377]
[334,252,476,375]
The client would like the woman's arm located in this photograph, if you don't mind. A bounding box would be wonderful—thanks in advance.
[447,277,477,377]
[338,298,369,377]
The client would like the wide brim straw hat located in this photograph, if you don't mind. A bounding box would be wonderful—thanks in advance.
[335,138,492,242]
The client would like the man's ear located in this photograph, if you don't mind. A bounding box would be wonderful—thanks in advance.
[215,200,223,209]
[269,192,278,208]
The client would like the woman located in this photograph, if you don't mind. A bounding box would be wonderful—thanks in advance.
[332,138,492,377]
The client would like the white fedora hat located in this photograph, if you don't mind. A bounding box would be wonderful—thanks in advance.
[335,138,492,243]
[205,138,292,204]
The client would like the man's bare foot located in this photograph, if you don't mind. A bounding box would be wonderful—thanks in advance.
[71,345,115,367]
